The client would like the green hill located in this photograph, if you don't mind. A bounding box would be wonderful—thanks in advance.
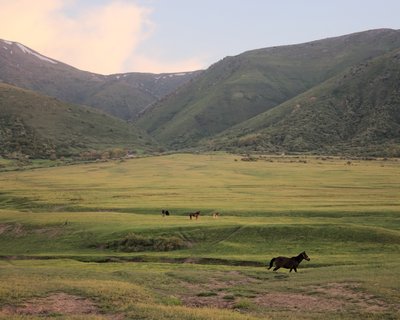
[0,83,157,158]
[136,29,400,149]
[207,49,400,156]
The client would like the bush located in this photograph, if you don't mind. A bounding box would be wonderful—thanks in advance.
[105,233,188,252]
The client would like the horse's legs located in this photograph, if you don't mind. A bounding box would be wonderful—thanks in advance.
[273,267,280,271]
[294,267,297,272]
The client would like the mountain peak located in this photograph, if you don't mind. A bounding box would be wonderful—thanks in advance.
[1,39,58,65]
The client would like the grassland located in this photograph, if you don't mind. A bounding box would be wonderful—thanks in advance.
[0,153,399,319]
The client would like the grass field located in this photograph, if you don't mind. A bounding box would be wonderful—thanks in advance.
[0,153,399,319]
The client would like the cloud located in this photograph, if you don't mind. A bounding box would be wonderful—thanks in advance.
[0,0,203,74]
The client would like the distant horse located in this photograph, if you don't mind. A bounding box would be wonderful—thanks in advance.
[161,209,170,217]
[212,212,220,218]
[189,211,200,220]
[268,251,310,272]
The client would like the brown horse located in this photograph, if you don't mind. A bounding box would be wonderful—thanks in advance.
[268,251,310,272]
[189,211,200,220]
[212,212,220,218]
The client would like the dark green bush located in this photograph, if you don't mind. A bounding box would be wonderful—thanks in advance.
[106,233,188,252]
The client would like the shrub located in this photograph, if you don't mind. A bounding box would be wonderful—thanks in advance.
[105,233,188,252]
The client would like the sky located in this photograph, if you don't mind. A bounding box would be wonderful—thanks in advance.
[1,0,400,74]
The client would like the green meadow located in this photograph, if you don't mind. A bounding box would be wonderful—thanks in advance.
[0,154,399,319]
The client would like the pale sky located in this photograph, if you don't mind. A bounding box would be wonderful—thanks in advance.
[1,0,400,74]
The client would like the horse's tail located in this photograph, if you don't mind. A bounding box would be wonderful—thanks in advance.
[268,258,276,269]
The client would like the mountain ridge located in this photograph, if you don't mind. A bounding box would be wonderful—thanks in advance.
[0,39,201,120]
[135,29,400,150]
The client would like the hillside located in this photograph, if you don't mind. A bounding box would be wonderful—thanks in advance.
[0,39,200,120]
[136,29,400,149]
[0,83,157,158]
[207,49,400,156]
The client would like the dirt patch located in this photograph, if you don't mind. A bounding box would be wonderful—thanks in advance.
[32,227,64,238]
[256,292,345,311]
[179,278,393,313]
[256,282,391,313]
[307,282,391,312]
[0,223,63,238]
[179,271,256,309]
[0,292,99,316]
[0,223,26,236]
[0,223,10,235]
[183,291,236,309]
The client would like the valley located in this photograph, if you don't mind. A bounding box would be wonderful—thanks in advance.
[1,27,400,319]
[0,154,399,319]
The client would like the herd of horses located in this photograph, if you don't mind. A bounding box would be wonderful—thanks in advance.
[161,209,310,272]
[161,209,219,219]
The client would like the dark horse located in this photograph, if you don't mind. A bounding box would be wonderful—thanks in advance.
[189,211,200,220]
[268,251,310,272]
[161,209,170,217]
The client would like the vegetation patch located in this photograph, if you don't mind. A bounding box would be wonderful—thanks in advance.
[104,233,190,252]
[197,291,218,297]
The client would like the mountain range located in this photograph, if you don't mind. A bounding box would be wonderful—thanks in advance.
[0,39,201,120]
[1,28,400,158]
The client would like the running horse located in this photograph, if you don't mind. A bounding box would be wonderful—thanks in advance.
[268,251,310,272]
[189,211,200,220]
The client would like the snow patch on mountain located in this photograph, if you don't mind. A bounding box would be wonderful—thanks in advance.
[154,72,193,81]
[15,43,57,64]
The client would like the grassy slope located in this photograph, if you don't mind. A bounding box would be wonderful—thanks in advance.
[0,154,399,319]
[0,83,157,157]
[82,80,156,120]
[136,29,400,148]
[208,49,400,156]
